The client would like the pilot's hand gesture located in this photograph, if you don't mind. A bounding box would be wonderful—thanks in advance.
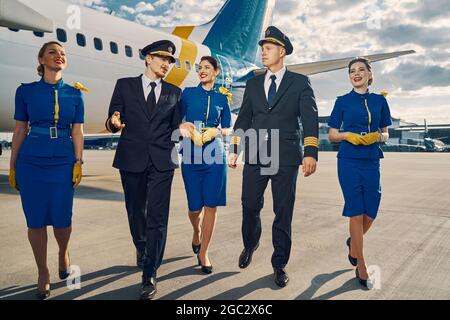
[111,111,125,130]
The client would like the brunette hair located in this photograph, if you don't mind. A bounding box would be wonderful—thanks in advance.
[200,56,220,71]
[348,57,373,86]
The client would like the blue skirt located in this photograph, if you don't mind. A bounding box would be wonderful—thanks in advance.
[16,155,74,229]
[181,162,227,212]
[337,158,381,219]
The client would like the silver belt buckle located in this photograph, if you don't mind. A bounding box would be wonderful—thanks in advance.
[360,131,367,136]
[50,127,58,139]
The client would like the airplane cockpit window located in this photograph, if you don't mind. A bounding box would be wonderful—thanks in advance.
[33,32,44,38]
[139,50,145,60]
[185,61,191,71]
[110,42,118,54]
[8,28,19,32]
[56,29,67,43]
[125,46,133,58]
[175,58,181,69]
[94,38,103,51]
[76,33,86,47]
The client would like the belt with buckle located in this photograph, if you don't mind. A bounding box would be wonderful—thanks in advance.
[30,126,71,138]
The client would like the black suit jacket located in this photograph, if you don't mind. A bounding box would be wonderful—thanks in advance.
[106,75,182,172]
[232,70,319,166]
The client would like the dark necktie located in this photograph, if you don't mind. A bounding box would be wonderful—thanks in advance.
[146,82,157,115]
[268,75,277,107]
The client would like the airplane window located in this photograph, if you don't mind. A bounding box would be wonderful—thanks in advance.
[185,61,191,71]
[33,32,44,38]
[139,50,145,60]
[56,28,67,43]
[8,28,19,32]
[76,33,86,47]
[110,42,118,54]
[125,45,133,58]
[94,38,103,51]
[175,58,181,69]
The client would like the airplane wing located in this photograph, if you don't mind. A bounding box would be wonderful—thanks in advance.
[253,50,415,76]
[0,0,53,32]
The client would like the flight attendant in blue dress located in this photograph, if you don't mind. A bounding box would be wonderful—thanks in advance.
[179,56,232,274]
[328,57,391,289]
[8,41,85,299]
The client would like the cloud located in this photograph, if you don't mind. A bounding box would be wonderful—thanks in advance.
[70,0,450,124]
[154,0,169,7]
[411,0,450,22]
[69,0,110,13]
[135,2,155,13]
[369,24,450,48]
[382,63,450,91]
[119,5,135,15]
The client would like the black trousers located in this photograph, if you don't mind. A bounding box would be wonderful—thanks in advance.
[241,164,299,269]
[120,164,174,279]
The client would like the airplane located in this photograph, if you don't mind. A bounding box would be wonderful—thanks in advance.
[0,0,415,134]
[387,119,450,152]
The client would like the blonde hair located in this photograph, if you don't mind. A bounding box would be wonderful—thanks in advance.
[37,41,64,77]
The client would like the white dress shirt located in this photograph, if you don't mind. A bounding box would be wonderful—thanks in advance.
[264,66,287,100]
[142,73,162,103]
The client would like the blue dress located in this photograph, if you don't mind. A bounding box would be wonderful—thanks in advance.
[14,79,84,229]
[180,85,232,211]
[328,89,392,219]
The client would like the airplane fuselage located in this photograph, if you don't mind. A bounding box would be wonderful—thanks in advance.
[0,0,256,133]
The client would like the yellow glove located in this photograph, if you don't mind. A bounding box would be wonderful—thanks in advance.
[201,128,220,144]
[360,132,380,145]
[191,129,203,146]
[344,132,364,145]
[72,162,82,187]
[9,168,19,191]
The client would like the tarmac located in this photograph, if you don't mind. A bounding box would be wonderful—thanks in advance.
[0,150,449,300]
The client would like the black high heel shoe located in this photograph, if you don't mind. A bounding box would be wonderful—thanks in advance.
[197,254,213,274]
[355,268,370,288]
[346,237,358,267]
[59,252,71,280]
[192,243,201,254]
[36,288,51,300]
[36,275,51,300]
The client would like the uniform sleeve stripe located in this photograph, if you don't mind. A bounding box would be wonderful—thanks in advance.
[230,136,241,145]
[304,136,319,147]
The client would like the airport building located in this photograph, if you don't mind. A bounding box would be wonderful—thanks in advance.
[318,116,450,152]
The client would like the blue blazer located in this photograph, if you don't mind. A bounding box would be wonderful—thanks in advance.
[106,75,182,172]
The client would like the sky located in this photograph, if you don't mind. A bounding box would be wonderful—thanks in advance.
[70,0,450,124]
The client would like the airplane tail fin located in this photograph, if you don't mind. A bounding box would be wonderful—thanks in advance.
[167,0,275,63]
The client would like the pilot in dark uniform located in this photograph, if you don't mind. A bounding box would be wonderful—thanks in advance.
[105,40,182,300]
[328,57,392,288]
[228,26,319,287]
